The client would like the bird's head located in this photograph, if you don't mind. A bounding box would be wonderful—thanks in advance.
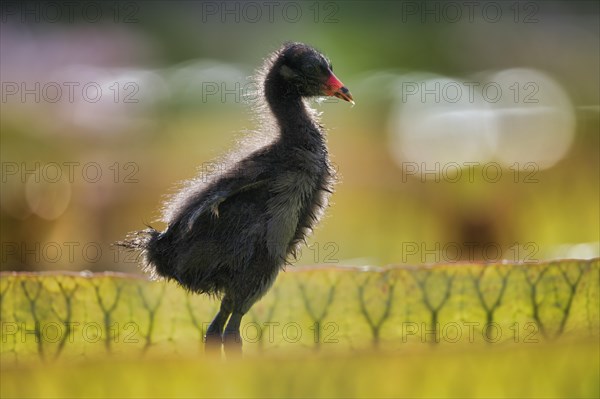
[276,42,354,104]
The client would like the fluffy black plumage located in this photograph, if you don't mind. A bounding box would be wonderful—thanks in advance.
[117,42,353,350]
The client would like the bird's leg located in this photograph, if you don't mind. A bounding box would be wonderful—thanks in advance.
[222,312,244,354]
[204,297,232,352]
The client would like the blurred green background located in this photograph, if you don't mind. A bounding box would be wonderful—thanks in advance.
[1,0,598,273]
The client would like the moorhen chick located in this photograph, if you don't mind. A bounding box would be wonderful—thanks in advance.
[118,42,354,352]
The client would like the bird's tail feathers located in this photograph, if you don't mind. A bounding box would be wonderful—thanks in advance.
[114,227,166,279]
[114,227,158,251]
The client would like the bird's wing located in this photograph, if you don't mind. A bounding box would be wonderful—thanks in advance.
[186,177,269,231]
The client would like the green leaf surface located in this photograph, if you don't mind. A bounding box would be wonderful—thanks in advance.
[1,260,599,398]
[2,340,598,399]
[1,259,598,362]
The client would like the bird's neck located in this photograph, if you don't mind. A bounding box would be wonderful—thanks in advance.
[265,72,324,149]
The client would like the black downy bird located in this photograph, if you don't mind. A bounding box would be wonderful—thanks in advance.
[118,42,354,351]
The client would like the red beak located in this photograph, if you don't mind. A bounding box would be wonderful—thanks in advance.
[323,73,354,105]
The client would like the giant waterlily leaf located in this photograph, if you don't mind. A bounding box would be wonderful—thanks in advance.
[1,259,597,363]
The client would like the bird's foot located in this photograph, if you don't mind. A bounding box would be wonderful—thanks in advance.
[204,331,223,354]
[222,332,243,356]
